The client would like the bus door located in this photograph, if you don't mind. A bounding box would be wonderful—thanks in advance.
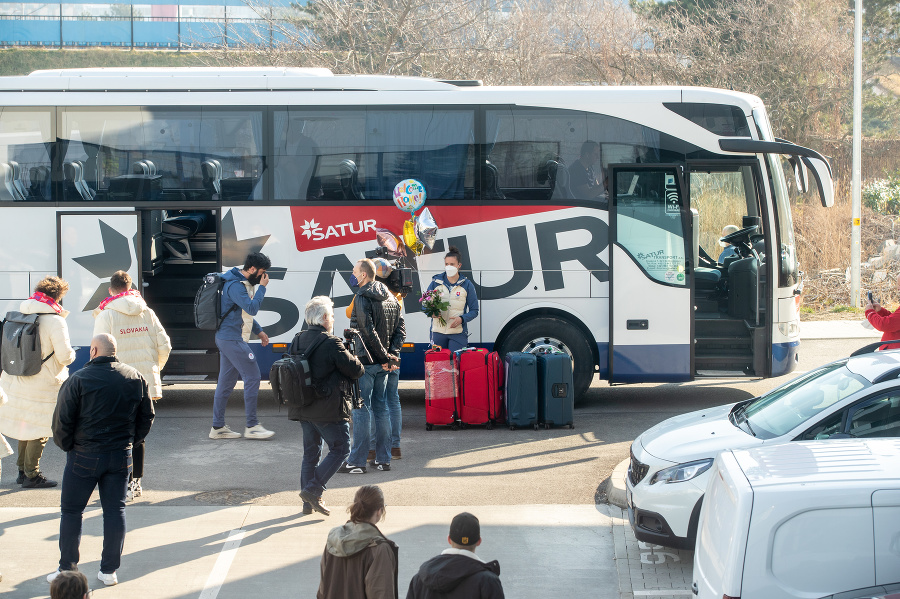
[608,165,693,383]
[58,211,141,367]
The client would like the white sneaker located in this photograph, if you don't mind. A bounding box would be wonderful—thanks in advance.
[126,483,134,502]
[47,569,61,583]
[98,571,118,586]
[244,424,274,440]
[209,425,242,439]
[133,478,142,497]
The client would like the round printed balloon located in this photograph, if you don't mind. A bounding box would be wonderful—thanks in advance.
[373,257,394,279]
[392,179,426,213]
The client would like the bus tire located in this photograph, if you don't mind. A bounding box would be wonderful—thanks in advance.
[497,316,594,404]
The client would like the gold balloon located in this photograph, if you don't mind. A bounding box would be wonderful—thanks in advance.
[403,218,424,255]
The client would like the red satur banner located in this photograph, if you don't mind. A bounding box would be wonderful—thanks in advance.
[289,205,566,252]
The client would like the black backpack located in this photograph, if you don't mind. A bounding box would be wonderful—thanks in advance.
[1,311,54,376]
[270,333,328,415]
[194,273,238,330]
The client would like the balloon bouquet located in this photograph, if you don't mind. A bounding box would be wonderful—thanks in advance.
[389,178,438,255]
[369,179,439,299]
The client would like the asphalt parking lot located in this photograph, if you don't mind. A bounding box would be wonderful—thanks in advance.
[0,332,878,598]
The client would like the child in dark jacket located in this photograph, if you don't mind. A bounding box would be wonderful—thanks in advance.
[406,512,504,599]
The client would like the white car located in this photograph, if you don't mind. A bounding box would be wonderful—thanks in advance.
[625,344,900,549]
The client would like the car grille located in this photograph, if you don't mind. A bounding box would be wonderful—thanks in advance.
[629,450,649,486]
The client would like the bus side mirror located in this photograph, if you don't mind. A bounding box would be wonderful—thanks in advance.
[787,156,809,194]
[801,156,834,208]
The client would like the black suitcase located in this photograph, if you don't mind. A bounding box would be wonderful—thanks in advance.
[504,352,538,430]
[537,353,575,429]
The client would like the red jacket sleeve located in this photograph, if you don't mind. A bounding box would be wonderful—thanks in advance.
[866,306,900,336]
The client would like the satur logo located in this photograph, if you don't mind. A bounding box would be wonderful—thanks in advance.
[300,218,377,241]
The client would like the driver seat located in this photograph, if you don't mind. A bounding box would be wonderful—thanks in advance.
[695,267,722,294]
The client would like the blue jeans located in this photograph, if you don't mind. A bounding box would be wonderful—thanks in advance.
[348,364,391,466]
[59,449,132,574]
[300,421,350,499]
[213,338,261,428]
[431,332,468,352]
[386,369,401,449]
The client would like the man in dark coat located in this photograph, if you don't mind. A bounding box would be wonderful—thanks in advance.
[340,258,405,474]
[292,296,365,516]
[49,333,154,587]
[407,512,505,599]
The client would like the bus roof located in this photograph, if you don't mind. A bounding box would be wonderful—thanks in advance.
[0,67,764,111]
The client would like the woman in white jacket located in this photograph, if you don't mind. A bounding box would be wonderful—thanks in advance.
[0,276,76,488]
[93,270,170,500]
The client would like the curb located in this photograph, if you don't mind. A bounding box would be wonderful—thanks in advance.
[605,458,629,509]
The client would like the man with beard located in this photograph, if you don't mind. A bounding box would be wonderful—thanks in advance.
[209,252,274,440]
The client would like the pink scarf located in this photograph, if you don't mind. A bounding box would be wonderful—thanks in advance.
[30,291,63,314]
[98,289,143,311]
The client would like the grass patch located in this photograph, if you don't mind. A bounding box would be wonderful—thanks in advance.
[830,305,859,313]
[0,48,207,77]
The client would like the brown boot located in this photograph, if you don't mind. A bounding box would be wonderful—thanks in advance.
[391,447,402,459]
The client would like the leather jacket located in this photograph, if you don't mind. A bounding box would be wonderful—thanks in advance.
[350,281,405,365]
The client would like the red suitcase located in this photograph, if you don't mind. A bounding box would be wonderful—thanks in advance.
[458,348,503,428]
[425,348,457,430]
[487,351,505,423]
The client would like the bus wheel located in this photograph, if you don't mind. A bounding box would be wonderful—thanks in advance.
[498,317,594,404]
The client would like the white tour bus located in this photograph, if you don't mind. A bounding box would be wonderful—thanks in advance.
[0,68,834,401]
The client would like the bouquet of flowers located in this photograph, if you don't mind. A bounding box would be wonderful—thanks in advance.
[420,289,450,326]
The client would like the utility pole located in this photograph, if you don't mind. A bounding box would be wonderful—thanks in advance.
[850,0,862,307]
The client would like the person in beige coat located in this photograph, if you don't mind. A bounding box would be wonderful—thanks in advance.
[93,270,170,500]
[0,276,76,488]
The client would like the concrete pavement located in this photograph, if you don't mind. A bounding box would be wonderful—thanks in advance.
[0,504,618,598]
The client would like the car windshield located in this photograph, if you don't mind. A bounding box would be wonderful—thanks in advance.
[740,361,869,439]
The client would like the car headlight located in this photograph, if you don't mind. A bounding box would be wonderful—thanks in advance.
[648,459,714,485]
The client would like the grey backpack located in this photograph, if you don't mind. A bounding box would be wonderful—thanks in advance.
[1,311,54,376]
[194,273,238,331]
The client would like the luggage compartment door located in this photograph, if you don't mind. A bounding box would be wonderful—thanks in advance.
[58,211,141,353]
[609,165,692,382]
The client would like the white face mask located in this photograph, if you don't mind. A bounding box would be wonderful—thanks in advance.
[445,265,459,277]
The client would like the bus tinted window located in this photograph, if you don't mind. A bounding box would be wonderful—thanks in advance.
[0,108,52,202]
[663,103,751,137]
[484,107,662,202]
[60,107,264,202]
[275,107,475,202]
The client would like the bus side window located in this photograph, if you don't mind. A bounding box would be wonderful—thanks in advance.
[0,108,53,201]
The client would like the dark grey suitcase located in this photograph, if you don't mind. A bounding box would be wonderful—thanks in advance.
[537,353,575,429]
[504,352,538,430]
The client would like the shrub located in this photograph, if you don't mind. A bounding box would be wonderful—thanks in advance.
[862,178,900,214]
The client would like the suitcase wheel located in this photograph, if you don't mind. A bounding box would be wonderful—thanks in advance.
[533,423,539,431]
[451,423,459,431]
[570,424,575,429]
[509,425,515,431]
[426,423,433,431]
[544,423,551,430]
[459,422,467,430]
[486,422,494,430]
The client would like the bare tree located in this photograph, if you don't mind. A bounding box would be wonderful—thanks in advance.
[633,0,853,143]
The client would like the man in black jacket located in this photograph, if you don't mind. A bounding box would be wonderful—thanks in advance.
[292,297,364,516]
[407,512,505,599]
[339,258,405,474]
[48,333,154,587]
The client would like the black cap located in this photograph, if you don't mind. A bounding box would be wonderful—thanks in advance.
[449,512,480,546]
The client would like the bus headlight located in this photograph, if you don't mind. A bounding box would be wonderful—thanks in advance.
[778,321,800,337]
[649,459,714,484]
